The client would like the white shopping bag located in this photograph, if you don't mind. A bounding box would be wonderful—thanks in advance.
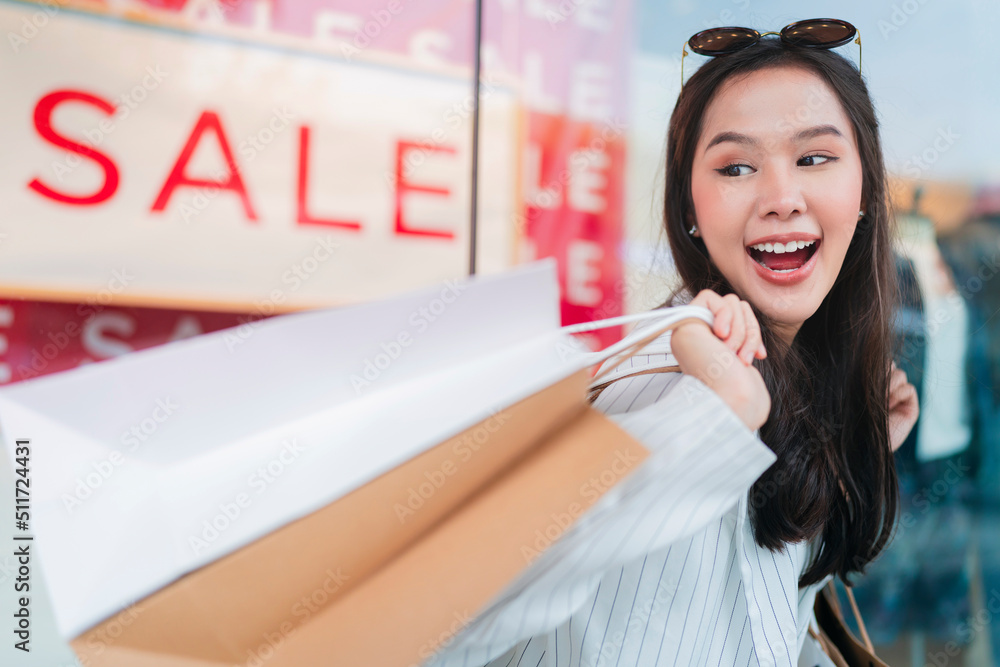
[0,258,714,667]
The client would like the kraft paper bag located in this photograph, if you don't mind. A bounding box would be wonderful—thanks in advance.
[0,259,712,666]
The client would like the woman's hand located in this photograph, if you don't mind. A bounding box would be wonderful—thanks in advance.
[670,290,771,431]
[689,289,767,365]
[888,361,918,453]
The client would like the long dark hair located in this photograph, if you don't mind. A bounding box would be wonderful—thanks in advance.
[661,38,899,587]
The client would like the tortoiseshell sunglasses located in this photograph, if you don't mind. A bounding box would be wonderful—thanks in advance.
[681,18,861,87]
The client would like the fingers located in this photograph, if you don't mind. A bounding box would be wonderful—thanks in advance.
[694,290,731,338]
[692,290,766,365]
[888,380,919,452]
[722,294,746,355]
[888,367,908,400]
[741,301,766,363]
[888,368,919,428]
[905,385,919,420]
[889,371,917,411]
[898,384,918,416]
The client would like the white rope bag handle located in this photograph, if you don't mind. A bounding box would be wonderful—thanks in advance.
[558,305,714,383]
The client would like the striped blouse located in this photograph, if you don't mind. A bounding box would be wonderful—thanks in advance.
[424,329,836,667]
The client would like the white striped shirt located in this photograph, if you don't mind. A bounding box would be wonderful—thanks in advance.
[424,331,836,667]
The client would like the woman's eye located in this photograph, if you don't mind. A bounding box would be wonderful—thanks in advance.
[799,154,838,167]
[715,163,753,177]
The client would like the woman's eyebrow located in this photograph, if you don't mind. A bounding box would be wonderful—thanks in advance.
[703,124,845,154]
[794,124,844,142]
[704,131,757,152]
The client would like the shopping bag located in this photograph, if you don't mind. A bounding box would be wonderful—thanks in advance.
[813,579,891,667]
[0,259,714,667]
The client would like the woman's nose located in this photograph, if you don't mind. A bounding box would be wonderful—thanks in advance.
[755,165,806,220]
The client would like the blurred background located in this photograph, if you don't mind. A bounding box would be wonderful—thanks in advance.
[2,0,998,664]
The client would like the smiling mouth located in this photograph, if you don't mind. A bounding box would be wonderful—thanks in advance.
[746,240,819,273]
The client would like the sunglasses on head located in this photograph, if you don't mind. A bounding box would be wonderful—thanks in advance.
[681,18,862,88]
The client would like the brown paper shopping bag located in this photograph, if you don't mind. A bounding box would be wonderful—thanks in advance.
[70,367,649,667]
[0,260,715,667]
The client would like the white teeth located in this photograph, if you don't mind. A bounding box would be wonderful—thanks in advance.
[749,240,815,253]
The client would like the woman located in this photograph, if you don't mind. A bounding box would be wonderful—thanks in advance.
[428,22,919,667]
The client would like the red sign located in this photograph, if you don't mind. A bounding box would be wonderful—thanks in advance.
[0,300,258,385]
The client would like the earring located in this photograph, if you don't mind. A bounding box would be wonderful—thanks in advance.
[858,210,865,220]
[688,224,697,236]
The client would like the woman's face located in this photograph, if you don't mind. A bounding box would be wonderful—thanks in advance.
[690,65,864,343]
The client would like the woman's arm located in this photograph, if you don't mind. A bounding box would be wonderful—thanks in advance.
[426,371,778,667]
[670,290,771,431]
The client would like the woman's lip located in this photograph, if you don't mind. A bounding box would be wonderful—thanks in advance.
[746,241,820,286]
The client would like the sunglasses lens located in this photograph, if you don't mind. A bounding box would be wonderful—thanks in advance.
[688,27,759,55]
[781,19,856,48]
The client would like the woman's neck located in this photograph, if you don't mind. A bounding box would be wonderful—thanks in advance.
[772,321,801,347]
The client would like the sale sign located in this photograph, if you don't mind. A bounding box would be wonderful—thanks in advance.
[0,298,254,384]
[0,0,519,312]
[512,2,633,349]
[522,113,627,348]
[0,0,633,384]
